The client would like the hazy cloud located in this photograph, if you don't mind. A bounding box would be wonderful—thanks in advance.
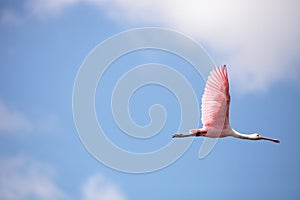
[81,173,126,200]
[0,100,32,133]
[0,155,68,200]
[0,155,126,200]
[0,9,23,25]
[24,0,81,19]
[95,0,300,92]
[1,0,299,92]
[0,98,64,135]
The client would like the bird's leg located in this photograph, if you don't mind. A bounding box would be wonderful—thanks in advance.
[172,133,196,138]
[172,130,207,138]
[172,133,193,138]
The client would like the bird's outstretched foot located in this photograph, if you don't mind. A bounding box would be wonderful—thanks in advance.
[172,133,185,138]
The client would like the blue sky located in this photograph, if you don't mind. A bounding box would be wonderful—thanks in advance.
[1,0,300,199]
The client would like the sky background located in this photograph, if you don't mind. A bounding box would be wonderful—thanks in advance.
[1,0,300,199]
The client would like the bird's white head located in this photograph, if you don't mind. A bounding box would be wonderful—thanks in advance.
[249,133,280,143]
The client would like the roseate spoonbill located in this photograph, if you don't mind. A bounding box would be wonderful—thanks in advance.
[172,65,280,143]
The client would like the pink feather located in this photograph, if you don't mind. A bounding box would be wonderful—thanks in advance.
[201,65,230,133]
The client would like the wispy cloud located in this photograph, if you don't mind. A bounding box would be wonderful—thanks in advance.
[0,155,127,200]
[0,9,23,26]
[81,173,126,200]
[2,0,299,92]
[93,0,300,93]
[24,0,81,19]
[0,100,32,133]
[0,98,64,135]
[0,155,68,200]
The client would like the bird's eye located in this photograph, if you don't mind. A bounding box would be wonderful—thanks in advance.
[256,134,259,137]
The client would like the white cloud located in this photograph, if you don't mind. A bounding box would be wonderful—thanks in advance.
[24,0,81,19]
[0,155,127,200]
[0,9,23,25]
[93,0,300,93]
[0,155,68,200]
[0,98,63,135]
[81,173,126,200]
[2,0,300,92]
[0,100,32,133]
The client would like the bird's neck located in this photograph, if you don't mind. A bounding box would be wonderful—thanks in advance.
[231,129,252,140]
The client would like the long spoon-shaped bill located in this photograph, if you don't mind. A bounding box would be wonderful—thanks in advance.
[260,136,280,143]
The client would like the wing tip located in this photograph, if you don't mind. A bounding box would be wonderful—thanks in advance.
[214,64,228,79]
[218,64,227,71]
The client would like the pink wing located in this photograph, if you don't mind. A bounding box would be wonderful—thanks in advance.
[201,65,230,130]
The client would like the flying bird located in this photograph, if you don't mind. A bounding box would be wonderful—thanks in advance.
[172,65,280,143]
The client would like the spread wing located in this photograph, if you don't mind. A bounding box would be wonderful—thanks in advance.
[201,65,230,130]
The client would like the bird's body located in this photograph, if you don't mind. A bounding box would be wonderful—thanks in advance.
[173,65,280,143]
